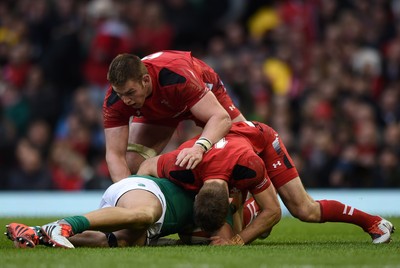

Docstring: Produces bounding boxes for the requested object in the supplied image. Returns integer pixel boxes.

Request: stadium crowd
[0,0,399,191]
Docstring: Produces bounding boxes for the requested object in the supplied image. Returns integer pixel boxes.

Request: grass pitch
[0,217,399,268]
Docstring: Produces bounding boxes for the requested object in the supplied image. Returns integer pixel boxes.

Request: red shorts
[259,125,299,189]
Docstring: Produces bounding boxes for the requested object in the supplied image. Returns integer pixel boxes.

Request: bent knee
[127,209,159,229]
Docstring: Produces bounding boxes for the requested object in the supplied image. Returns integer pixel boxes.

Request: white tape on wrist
[195,137,212,152]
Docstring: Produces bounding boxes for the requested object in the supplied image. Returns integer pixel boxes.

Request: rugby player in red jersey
[139,121,395,244]
[227,121,395,244]
[103,50,246,182]
[137,128,282,245]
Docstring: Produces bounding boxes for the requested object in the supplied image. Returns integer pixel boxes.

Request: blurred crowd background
[0,0,399,191]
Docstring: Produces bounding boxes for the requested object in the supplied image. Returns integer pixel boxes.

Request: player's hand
[209,236,234,245]
[175,145,204,169]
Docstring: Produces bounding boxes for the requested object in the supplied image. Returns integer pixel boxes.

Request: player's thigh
[117,189,163,218]
[277,177,320,221]
[128,122,175,151]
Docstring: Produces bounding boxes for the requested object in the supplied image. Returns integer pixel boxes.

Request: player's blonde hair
[107,54,148,86]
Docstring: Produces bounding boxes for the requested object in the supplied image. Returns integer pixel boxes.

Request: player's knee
[127,209,158,228]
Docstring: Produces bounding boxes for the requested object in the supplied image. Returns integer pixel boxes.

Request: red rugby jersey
[103,50,225,128]
[157,132,270,195]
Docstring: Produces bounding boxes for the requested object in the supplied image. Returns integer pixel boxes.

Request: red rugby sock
[317,200,381,231]
[242,197,259,227]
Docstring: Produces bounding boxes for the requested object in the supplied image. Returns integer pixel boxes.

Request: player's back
[143,50,220,89]
[194,133,269,194]
[229,121,270,154]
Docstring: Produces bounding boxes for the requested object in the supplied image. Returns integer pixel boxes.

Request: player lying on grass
[5,175,234,248]
[137,126,282,245]
[222,121,395,244]
[5,123,283,248]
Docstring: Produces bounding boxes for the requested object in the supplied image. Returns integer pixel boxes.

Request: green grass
[0,217,399,268]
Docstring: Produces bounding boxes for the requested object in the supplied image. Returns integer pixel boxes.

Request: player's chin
[131,103,141,109]
[134,100,146,108]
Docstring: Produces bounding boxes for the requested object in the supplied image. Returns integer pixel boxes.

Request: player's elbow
[261,205,282,227]
[136,159,149,175]
[271,206,282,225]
[137,157,158,177]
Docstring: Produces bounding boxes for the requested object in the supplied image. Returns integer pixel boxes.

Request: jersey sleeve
[177,77,209,109]
[157,149,204,192]
[102,86,132,128]
[158,66,209,111]
[232,151,271,195]
[149,52,210,110]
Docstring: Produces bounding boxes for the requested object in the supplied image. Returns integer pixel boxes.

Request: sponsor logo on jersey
[272,161,282,169]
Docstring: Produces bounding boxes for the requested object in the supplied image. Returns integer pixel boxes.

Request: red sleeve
[157,149,204,192]
[157,151,178,179]
[102,86,133,128]
[171,77,209,110]
[249,170,271,195]
[231,149,271,195]
[144,51,210,110]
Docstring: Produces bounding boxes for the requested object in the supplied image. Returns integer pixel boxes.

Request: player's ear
[142,74,151,85]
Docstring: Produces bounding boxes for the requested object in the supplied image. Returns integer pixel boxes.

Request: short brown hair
[107,54,148,86]
[194,181,229,233]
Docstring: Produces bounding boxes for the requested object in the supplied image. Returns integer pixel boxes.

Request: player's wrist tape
[195,137,212,152]
[230,234,245,245]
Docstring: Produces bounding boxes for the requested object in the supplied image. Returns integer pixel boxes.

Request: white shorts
[99,177,167,237]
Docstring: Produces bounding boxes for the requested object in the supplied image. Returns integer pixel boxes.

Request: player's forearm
[200,113,231,145]
[236,209,281,244]
[213,222,235,240]
[106,154,132,182]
